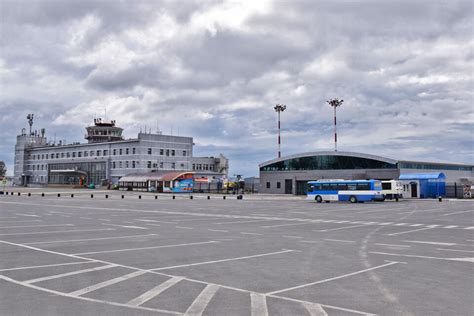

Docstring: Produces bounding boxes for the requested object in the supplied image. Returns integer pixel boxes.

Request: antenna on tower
[27,113,34,135]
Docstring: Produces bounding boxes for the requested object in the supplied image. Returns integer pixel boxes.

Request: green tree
[0,161,6,177]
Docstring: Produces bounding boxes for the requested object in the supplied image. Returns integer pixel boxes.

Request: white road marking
[304,302,328,316]
[25,264,116,284]
[378,222,394,226]
[283,235,304,239]
[441,210,473,216]
[409,224,424,227]
[136,219,178,224]
[394,223,409,226]
[16,213,40,217]
[0,228,115,236]
[208,229,228,233]
[436,248,474,253]
[263,222,316,229]
[266,261,400,295]
[370,252,474,263]
[152,249,296,271]
[240,232,263,235]
[0,261,96,272]
[0,274,181,315]
[375,243,411,248]
[214,219,274,225]
[73,241,218,256]
[69,270,147,297]
[443,225,458,229]
[0,224,74,229]
[102,223,148,230]
[176,226,194,229]
[386,227,434,236]
[315,224,368,232]
[324,239,355,243]
[184,284,220,316]
[464,227,474,230]
[426,225,440,228]
[25,234,159,245]
[0,220,42,223]
[251,293,268,316]
[402,240,456,246]
[127,277,184,306]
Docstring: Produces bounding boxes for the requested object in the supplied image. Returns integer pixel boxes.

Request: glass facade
[48,162,106,185]
[399,162,472,171]
[260,155,397,171]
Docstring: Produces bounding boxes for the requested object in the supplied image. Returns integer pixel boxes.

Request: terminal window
[277,182,281,189]
[266,182,270,188]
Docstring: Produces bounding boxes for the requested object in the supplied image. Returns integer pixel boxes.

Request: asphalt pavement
[0,189,473,315]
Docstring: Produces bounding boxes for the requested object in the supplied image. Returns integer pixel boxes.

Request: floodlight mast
[326,98,343,152]
[274,104,286,158]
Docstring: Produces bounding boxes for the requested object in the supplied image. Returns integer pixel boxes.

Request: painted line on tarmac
[315,224,368,232]
[0,220,42,223]
[304,302,328,316]
[24,234,159,245]
[240,232,263,236]
[251,293,268,316]
[102,223,148,230]
[441,210,474,216]
[152,249,296,271]
[69,270,147,297]
[185,284,220,315]
[402,240,456,246]
[208,229,228,233]
[375,243,411,248]
[0,274,181,315]
[0,261,97,272]
[73,240,219,256]
[266,261,400,295]
[127,276,184,307]
[386,227,434,236]
[0,224,74,229]
[175,226,194,230]
[437,248,474,253]
[24,264,116,284]
[0,228,115,236]
[369,252,474,263]
[324,239,355,243]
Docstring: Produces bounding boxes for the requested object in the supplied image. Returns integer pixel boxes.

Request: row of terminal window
[29,148,187,160]
[266,182,281,189]
[111,161,185,169]
[192,164,215,171]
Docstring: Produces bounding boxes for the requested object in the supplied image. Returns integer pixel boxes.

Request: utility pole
[274,104,286,158]
[326,98,343,152]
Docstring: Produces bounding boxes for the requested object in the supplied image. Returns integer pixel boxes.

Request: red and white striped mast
[274,104,286,158]
[327,98,343,152]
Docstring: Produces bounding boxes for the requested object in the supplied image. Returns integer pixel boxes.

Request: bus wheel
[315,195,323,203]
[349,196,357,203]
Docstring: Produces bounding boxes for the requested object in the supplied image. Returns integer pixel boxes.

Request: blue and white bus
[307,179,383,203]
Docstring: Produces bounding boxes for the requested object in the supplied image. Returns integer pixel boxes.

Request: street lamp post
[274,104,286,158]
[326,98,343,152]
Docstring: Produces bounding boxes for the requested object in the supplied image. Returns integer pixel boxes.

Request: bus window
[337,184,348,190]
[356,183,370,190]
[382,182,392,190]
[330,184,338,191]
[348,184,357,190]
[307,184,314,193]
[321,184,331,191]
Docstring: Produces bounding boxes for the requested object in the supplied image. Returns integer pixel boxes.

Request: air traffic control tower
[85,118,124,143]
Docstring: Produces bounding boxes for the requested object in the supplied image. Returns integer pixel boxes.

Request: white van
[381,180,403,200]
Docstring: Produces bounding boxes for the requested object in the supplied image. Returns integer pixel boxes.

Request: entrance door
[410,182,417,198]
[285,179,292,194]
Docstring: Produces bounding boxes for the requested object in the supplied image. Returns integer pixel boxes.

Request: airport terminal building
[259,151,473,196]
[13,118,228,187]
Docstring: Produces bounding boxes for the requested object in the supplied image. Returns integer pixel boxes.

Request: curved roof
[259,151,398,168]
[399,173,446,180]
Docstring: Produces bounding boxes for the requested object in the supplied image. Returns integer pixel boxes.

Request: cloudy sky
[1,0,473,176]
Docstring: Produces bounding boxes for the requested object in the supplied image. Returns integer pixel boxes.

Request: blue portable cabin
[399,173,446,198]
